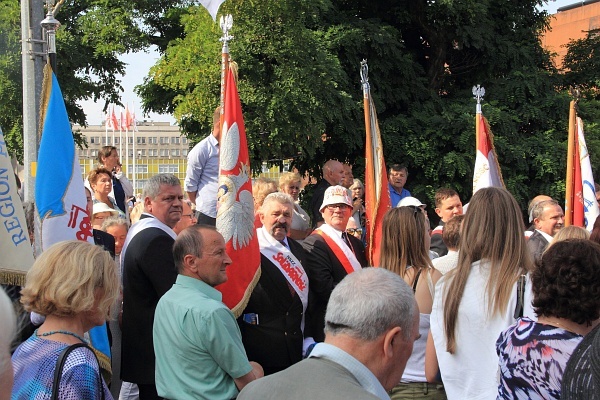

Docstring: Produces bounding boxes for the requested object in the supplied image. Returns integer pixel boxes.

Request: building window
[148,136,158,144]
[137,137,146,145]
[159,165,179,174]
[114,137,120,145]
[149,149,158,157]
[183,149,188,157]
[135,165,148,173]
[139,149,146,157]
[90,136,100,144]
[91,150,98,157]
[171,137,180,144]
[171,149,180,157]
[160,149,169,157]
[102,137,111,145]
[128,137,133,145]
[160,137,169,144]
[182,137,188,144]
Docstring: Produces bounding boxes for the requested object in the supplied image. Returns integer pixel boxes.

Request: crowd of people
[2,135,600,400]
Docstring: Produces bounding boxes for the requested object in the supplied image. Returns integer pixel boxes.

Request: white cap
[397,196,426,208]
[93,202,120,216]
[320,185,353,212]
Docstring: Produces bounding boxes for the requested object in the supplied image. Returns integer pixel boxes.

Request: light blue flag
[35,64,112,380]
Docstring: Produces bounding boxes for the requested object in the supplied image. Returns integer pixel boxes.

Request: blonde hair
[279,172,302,189]
[545,226,590,252]
[443,187,532,354]
[20,241,119,320]
[380,207,433,285]
[253,177,278,210]
[130,202,145,224]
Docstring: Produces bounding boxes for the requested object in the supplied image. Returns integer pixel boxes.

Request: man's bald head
[323,160,344,186]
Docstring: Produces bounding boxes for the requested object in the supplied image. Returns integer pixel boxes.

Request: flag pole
[473,85,485,151]
[565,88,580,226]
[361,60,375,264]
[219,15,233,126]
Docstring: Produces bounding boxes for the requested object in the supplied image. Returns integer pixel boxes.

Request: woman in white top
[380,206,446,399]
[430,187,534,400]
[279,172,311,241]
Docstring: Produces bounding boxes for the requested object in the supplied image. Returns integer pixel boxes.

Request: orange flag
[361,61,391,266]
[215,66,261,317]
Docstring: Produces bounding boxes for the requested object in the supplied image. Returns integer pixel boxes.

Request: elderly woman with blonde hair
[11,241,119,399]
[279,172,311,240]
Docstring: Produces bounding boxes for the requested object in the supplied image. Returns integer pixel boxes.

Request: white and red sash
[121,213,177,274]
[314,224,362,275]
[256,227,309,330]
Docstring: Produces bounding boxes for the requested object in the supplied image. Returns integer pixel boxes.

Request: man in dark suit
[527,199,564,263]
[120,174,183,400]
[309,160,345,228]
[238,268,420,400]
[302,185,367,343]
[239,192,309,375]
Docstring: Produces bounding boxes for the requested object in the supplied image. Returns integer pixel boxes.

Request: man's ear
[435,207,442,218]
[182,254,197,273]
[383,326,402,359]
[144,197,152,213]
[533,217,541,229]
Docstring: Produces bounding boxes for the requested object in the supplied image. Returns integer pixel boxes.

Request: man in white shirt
[185,107,221,226]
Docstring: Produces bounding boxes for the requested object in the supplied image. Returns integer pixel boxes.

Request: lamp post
[40,0,60,72]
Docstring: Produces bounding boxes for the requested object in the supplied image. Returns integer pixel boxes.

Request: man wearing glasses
[302,185,367,344]
[173,199,198,235]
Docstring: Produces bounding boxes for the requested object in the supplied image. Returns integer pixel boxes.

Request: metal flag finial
[472,84,485,114]
[360,60,369,96]
[219,14,234,48]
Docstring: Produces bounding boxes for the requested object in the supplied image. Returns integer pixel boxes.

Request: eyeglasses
[182,213,196,220]
[326,204,351,211]
[346,228,363,235]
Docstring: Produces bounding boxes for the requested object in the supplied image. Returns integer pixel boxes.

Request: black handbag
[51,343,105,400]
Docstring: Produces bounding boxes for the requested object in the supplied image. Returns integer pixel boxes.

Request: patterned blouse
[496,317,583,400]
[11,334,112,399]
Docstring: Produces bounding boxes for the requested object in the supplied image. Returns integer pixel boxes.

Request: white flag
[199,0,225,21]
[576,117,599,230]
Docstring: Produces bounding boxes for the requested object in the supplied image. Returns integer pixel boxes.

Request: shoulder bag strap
[513,274,526,319]
[52,343,105,400]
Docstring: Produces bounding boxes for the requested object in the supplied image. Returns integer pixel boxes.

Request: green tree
[0,0,145,160]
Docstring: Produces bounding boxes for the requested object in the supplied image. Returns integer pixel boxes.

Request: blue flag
[35,64,112,381]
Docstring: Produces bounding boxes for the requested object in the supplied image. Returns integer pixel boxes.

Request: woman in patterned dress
[496,239,600,399]
[11,241,119,399]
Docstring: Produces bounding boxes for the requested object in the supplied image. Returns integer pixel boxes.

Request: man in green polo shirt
[153,225,264,399]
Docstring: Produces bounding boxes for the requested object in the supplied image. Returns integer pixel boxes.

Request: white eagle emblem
[216,121,255,249]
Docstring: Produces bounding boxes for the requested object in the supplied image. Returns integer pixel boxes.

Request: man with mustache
[238,192,309,375]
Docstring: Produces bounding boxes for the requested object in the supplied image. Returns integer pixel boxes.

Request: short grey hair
[325,267,417,341]
[143,174,181,200]
[531,199,559,222]
[261,192,295,212]
[100,216,129,232]
[172,225,217,273]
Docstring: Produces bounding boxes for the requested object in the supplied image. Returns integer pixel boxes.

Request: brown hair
[97,146,117,165]
[380,207,433,286]
[442,215,464,250]
[434,188,459,208]
[87,167,113,186]
[442,187,532,353]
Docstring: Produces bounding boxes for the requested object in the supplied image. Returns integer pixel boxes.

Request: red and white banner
[473,114,504,194]
[215,65,261,317]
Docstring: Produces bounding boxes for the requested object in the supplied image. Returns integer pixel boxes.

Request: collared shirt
[388,183,411,207]
[535,229,554,244]
[309,343,389,400]
[154,275,252,400]
[185,134,219,217]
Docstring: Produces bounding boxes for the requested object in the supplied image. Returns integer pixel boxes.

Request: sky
[78,0,579,126]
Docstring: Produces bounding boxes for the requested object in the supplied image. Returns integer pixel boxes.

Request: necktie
[342,232,355,255]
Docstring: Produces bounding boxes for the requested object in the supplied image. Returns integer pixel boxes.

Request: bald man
[309,160,345,228]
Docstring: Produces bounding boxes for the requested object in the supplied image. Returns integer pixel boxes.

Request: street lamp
[40,0,60,72]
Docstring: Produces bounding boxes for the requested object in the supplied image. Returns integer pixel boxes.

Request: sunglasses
[346,228,363,235]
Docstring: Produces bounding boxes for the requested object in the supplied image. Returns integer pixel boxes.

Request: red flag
[108,106,119,130]
[125,104,134,129]
[362,65,391,267]
[119,109,126,131]
[215,66,261,317]
[572,130,584,226]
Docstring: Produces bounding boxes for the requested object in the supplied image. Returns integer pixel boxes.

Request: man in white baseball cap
[302,185,367,344]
